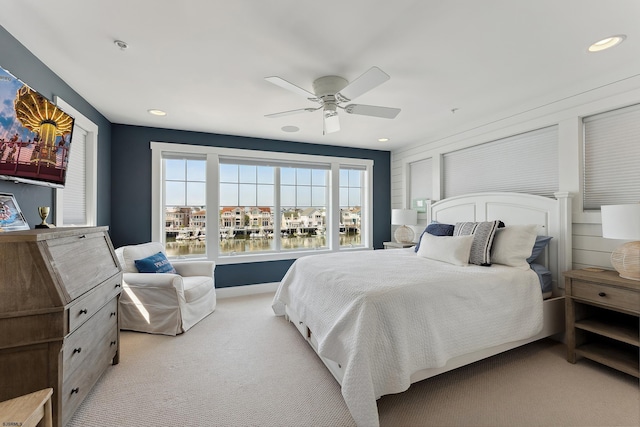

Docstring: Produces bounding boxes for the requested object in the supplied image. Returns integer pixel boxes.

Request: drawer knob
[115,283,122,288]
[79,309,88,315]
[110,312,116,317]
[71,387,79,394]
[298,321,303,325]
[110,340,117,346]
[598,292,606,297]
[79,235,86,239]
[73,347,82,354]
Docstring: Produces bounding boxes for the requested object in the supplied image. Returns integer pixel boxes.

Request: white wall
[391,76,640,271]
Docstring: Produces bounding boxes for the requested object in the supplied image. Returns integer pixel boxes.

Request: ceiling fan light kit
[265,66,401,135]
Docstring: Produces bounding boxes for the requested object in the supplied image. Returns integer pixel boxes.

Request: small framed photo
[412,198,428,213]
[0,193,30,232]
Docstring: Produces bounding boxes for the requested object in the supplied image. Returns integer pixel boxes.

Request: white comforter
[272,248,543,427]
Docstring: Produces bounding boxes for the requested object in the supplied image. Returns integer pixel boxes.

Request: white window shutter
[583,103,640,210]
[443,126,558,198]
[62,127,87,225]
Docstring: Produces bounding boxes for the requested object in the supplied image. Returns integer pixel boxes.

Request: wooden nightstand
[564,269,639,377]
[383,241,415,249]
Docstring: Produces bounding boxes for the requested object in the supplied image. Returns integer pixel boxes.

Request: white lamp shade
[391,209,417,226]
[601,204,640,240]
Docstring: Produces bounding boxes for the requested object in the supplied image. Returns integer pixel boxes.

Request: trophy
[35,206,54,228]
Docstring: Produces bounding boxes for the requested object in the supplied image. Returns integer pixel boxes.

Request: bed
[272,192,572,427]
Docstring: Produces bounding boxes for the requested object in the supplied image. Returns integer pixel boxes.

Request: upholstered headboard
[424,192,572,293]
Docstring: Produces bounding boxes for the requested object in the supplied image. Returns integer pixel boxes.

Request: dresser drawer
[63,298,118,381]
[67,274,121,333]
[46,231,120,301]
[572,280,640,314]
[61,326,118,426]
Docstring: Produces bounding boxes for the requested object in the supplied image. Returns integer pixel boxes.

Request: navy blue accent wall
[111,124,391,288]
[0,26,112,227]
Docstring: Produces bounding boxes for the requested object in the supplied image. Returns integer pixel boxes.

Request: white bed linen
[272,248,543,427]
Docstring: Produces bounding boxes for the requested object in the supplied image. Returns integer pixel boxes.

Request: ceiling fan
[264,66,401,135]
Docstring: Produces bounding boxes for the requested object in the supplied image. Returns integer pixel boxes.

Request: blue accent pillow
[134,252,177,274]
[530,263,552,293]
[414,222,455,252]
[527,235,552,264]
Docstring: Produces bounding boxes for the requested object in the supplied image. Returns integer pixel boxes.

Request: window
[54,97,98,226]
[339,167,364,247]
[151,143,373,264]
[443,126,558,198]
[163,156,207,258]
[583,104,640,210]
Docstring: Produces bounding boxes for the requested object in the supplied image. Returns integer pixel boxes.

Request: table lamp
[601,203,640,281]
[391,209,418,244]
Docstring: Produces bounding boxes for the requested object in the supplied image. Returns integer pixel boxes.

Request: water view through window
[163,160,362,257]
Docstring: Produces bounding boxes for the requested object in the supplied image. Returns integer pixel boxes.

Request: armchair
[114,242,216,335]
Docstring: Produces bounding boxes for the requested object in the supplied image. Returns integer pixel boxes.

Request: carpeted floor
[68,292,639,427]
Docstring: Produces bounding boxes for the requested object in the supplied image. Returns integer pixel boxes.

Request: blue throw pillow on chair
[134,252,177,273]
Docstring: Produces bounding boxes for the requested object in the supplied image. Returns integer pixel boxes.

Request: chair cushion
[119,242,165,273]
[134,252,177,274]
[182,276,214,303]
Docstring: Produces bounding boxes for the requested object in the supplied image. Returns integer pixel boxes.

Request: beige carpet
[69,292,639,427]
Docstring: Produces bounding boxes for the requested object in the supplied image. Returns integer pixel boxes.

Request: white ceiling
[2,0,639,151]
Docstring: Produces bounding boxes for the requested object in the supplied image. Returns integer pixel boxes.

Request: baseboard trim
[216,282,279,299]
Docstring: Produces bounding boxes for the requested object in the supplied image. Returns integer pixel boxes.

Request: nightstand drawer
[572,280,640,314]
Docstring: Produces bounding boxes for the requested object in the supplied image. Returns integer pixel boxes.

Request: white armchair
[114,242,216,336]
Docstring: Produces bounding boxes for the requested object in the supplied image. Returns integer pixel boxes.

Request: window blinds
[63,127,87,225]
[583,103,640,210]
[443,126,558,198]
[409,158,433,202]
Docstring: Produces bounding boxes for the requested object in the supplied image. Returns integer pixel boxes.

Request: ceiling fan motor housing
[312,75,349,98]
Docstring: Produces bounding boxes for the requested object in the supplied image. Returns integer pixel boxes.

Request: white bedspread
[272,248,543,427]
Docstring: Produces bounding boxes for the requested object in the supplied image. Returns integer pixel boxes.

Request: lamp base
[394,225,415,244]
[611,241,640,281]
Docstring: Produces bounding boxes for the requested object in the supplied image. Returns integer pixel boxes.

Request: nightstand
[564,269,639,377]
[383,241,415,249]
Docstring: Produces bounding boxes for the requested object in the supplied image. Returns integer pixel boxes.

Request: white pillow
[491,225,538,270]
[416,233,474,266]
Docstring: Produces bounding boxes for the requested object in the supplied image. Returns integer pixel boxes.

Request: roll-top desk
[0,227,122,426]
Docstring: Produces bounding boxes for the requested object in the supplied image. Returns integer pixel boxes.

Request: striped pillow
[453,220,501,266]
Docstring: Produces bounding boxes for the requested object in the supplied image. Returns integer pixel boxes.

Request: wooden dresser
[564,269,639,377]
[0,227,122,426]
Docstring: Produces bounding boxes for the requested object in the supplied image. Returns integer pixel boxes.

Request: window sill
[171,246,372,265]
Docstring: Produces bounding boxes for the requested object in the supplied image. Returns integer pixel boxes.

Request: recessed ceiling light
[588,35,626,52]
[281,125,299,132]
[148,109,167,116]
[378,138,389,142]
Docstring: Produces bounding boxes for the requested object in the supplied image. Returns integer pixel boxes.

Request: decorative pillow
[134,252,177,274]
[416,233,474,266]
[530,263,553,294]
[527,235,553,264]
[414,222,455,252]
[453,220,501,266]
[490,225,538,270]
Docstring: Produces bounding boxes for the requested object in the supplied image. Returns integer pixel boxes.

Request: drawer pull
[71,387,79,394]
[110,340,117,346]
[79,309,88,315]
[298,321,303,325]
[79,235,86,239]
[73,347,82,354]
[115,283,121,288]
[598,292,606,297]
[110,311,116,317]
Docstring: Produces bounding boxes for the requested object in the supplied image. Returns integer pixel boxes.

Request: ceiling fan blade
[265,107,319,118]
[323,113,340,135]
[337,66,390,102]
[343,104,401,119]
[265,76,318,100]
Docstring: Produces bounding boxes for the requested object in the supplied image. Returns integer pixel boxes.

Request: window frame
[53,97,98,227]
[151,142,373,265]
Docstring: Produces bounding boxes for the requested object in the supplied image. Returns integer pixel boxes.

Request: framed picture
[0,193,30,231]
[412,198,428,213]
